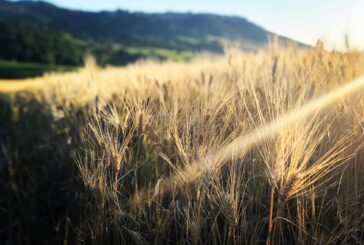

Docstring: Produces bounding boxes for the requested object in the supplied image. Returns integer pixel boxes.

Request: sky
[16,0,364,50]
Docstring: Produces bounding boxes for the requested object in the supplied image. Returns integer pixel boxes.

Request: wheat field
[1,43,364,244]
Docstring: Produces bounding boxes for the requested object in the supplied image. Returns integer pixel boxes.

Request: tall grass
[1,43,364,244]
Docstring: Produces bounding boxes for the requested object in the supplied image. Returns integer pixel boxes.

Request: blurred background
[0,0,363,79]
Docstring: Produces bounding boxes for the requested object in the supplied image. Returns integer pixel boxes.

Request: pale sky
[13,0,364,50]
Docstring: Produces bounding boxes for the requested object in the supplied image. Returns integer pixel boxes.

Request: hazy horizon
[9,0,364,50]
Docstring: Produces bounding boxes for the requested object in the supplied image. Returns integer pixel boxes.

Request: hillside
[0,0,304,67]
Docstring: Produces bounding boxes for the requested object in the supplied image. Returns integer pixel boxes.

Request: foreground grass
[1,44,364,244]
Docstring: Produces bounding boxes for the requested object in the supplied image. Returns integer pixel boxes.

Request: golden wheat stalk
[132,75,364,204]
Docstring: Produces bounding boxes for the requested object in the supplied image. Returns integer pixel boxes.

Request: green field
[0,60,76,79]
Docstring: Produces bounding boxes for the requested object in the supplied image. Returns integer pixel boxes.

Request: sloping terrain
[0,0,304,66]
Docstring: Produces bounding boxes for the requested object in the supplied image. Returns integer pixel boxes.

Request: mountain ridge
[0,0,306,67]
